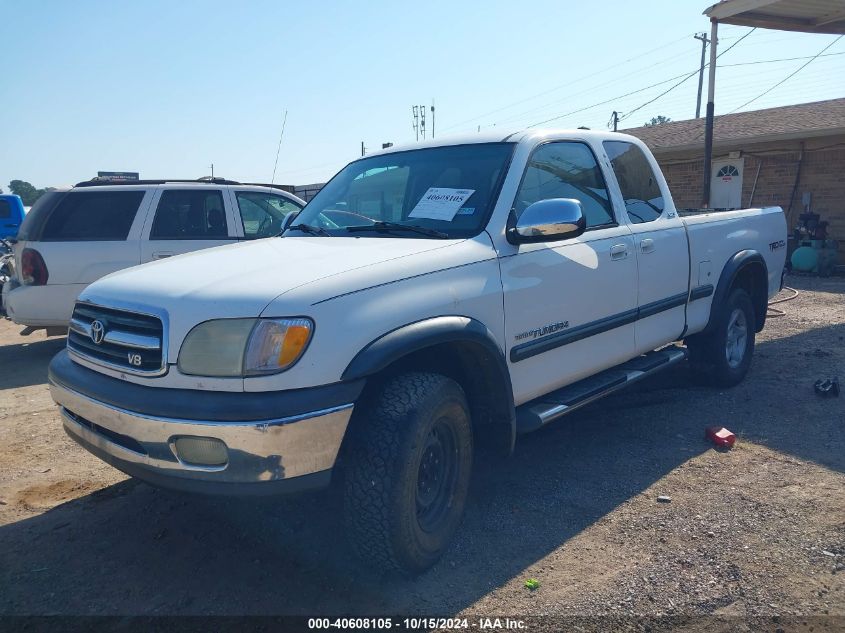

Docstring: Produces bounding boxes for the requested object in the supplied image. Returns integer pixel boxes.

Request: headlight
[178,318,313,377]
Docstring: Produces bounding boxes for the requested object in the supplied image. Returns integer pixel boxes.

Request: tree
[644,115,672,127]
[9,180,47,206]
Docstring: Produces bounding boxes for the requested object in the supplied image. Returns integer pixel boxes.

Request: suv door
[500,141,638,404]
[602,140,689,354]
[140,187,236,262]
[230,189,303,240]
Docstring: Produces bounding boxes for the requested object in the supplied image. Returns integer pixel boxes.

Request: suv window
[150,190,228,239]
[603,141,665,224]
[514,142,614,229]
[235,191,301,239]
[0,200,10,219]
[40,191,144,241]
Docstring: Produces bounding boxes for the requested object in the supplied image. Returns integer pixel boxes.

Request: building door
[710,158,744,209]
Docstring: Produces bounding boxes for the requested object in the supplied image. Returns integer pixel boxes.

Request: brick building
[625,98,845,257]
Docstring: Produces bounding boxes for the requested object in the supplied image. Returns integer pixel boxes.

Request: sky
[1,0,843,190]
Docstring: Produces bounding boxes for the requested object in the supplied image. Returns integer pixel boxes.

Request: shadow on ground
[0,336,65,391]
[0,320,842,615]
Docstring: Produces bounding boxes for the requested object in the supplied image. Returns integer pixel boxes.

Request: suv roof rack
[74,177,243,187]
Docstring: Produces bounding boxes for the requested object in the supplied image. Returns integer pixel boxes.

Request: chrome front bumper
[50,380,354,495]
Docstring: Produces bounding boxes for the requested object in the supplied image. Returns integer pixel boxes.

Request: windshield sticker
[456,207,475,215]
[409,188,475,222]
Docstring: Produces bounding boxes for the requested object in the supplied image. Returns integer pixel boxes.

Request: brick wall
[656,138,845,255]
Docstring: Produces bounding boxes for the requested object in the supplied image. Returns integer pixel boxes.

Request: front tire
[343,372,473,574]
[688,287,755,387]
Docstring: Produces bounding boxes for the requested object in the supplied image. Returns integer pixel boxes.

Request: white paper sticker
[409,188,475,222]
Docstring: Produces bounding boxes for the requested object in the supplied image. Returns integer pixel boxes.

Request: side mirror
[280,210,300,233]
[508,198,586,244]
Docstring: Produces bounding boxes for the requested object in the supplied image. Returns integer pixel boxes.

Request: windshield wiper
[345,221,449,239]
[288,223,331,237]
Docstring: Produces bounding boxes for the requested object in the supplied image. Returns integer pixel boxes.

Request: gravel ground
[0,275,843,629]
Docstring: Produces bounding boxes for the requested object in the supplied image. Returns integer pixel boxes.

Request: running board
[515,347,687,435]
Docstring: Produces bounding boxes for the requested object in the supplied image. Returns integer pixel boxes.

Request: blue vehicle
[0,194,26,241]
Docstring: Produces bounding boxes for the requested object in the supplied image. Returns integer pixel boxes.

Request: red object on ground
[705,426,736,449]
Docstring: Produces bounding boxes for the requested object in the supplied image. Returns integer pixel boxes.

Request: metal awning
[705,0,845,35]
[697,0,845,207]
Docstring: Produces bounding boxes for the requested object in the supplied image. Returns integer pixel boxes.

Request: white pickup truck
[48,130,787,573]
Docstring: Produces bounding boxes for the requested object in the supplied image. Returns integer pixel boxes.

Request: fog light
[172,437,228,467]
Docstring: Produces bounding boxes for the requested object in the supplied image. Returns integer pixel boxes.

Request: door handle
[640,238,655,254]
[152,251,174,260]
[610,244,628,260]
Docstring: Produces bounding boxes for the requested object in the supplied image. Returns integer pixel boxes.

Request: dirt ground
[0,276,843,627]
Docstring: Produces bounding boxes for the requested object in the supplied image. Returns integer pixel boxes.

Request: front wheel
[343,372,473,574]
[688,287,756,387]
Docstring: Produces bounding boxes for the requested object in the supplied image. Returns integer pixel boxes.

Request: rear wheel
[343,372,473,574]
[688,288,755,387]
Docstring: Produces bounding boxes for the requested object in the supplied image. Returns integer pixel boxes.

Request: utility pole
[412,106,420,141]
[419,104,426,140]
[694,32,710,119]
[702,19,719,208]
[210,163,214,179]
[609,111,619,132]
[361,141,366,157]
[431,99,435,139]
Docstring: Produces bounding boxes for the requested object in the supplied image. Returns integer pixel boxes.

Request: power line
[618,27,757,123]
[439,32,697,134]
[728,35,844,113]
[527,28,757,129]
[720,51,845,67]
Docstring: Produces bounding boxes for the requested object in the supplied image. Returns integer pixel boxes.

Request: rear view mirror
[508,198,586,244]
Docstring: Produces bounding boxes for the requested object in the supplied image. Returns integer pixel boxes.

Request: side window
[150,189,228,239]
[0,200,10,219]
[235,191,302,239]
[603,141,665,224]
[514,142,614,229]
[40,191,144,241]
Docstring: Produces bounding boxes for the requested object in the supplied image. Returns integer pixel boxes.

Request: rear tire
[688,288,755,388]
[343,372,473,574]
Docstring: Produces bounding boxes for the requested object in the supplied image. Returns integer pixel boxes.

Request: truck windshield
[289,143,514,239]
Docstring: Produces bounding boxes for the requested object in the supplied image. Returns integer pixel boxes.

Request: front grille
[67,303,165,374]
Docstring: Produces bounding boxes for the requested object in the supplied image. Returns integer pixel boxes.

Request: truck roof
[365,128,647,157]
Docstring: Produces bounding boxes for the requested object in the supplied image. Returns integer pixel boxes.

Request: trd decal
[769,240,785,251]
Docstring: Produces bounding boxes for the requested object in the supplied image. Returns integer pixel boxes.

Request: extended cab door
[500,140,638,405]
[140,186,237,261]
[602,140,689,354]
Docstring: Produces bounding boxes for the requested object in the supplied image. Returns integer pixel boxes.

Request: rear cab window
[39,191,146,241]
[0,199,10,219]
[603,141,665,224]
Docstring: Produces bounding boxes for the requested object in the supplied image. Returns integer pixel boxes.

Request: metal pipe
[702,19,718,208]
[748,160,763,207]
[694,33,708,118]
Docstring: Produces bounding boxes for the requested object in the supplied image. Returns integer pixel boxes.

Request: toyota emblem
[90,320,106,345]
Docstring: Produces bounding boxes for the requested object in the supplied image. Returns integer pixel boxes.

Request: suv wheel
[343,372,473,574]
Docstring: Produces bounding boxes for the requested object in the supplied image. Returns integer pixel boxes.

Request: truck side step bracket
[515,346,688,434]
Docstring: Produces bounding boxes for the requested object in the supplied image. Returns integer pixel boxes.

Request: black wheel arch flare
[707,249,769,334]
[342,316,516,455]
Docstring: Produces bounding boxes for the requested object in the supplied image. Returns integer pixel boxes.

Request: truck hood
[80,236,484,346]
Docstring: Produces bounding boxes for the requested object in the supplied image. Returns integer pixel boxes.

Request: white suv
[2,179,304,333]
